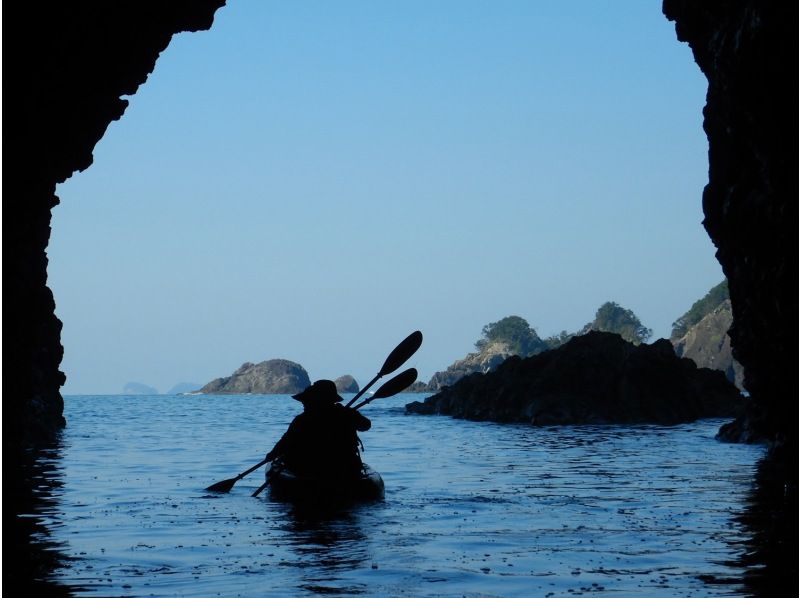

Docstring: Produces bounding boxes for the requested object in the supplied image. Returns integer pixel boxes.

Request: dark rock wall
[662,1,797,450]
[4,1,226,445]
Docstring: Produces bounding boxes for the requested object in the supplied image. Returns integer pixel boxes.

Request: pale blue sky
[49,1,722,394]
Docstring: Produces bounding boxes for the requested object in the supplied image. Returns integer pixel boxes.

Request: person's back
[266,380,371,479]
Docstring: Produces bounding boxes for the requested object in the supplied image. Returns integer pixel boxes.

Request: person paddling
[265,379,372,480]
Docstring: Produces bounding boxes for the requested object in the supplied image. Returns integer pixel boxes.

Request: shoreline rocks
[406,331,744,426]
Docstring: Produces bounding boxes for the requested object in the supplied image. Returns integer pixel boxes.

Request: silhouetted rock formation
[199,359,310,394]
[672,299,744,389]
[406,331,744,425]
[334,375,359,393]
[663,1,796,449]
[5,0,226,445]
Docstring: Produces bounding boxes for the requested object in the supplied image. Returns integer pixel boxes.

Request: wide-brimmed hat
[291,379,343,404]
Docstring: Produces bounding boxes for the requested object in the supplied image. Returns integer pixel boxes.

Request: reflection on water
[6,439,78,596]
[13,394,789,596]
[731,450,797,597]
[281,506,372,595]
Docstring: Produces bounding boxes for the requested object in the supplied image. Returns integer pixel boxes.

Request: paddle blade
[378,331,423,376]
[373,367,418,398]
[206,478,237,493]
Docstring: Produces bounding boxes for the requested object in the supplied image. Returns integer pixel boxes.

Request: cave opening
[47,1,721,398]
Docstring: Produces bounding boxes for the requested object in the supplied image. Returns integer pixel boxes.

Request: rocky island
[334,375,360,393]
[406,331,744,426]
[197,360,361,395]
[199,359,311,394]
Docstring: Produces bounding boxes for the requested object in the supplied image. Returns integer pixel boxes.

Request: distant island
[334,375,360,393]
[197,359,359,395]
[122,382,158,395]
[199,359,311,394]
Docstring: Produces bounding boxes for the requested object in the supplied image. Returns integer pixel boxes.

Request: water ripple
[36,394,767,596]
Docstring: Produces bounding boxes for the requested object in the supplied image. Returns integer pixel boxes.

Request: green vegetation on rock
[670,280,729,340]
[475,315,547,356]
[543,330,575,350]
[580,301,652,345]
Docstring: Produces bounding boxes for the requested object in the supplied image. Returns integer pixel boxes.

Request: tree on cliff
[543,330,575,350]
[475,315,547,356]
[670,280,729,340]
[580,301,652,345]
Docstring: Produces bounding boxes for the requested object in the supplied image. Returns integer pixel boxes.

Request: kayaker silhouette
[265,379,372,480]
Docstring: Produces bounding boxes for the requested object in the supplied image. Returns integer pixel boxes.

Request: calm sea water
[33,393,765,597]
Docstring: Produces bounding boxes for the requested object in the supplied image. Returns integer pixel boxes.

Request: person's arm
[347,408,371,432]
[265,417,300,460]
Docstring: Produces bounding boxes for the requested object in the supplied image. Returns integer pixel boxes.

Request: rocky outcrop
[406,331,744,425]
[403,381,432,393]
[672,300,744,389]
[663,1,795,449]
[199,360,310,394]
[334,375,359,393]
[167,382,202,395]
[426,341,514,391]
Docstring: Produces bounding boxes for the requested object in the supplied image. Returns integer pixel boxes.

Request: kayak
[265,460,385,504]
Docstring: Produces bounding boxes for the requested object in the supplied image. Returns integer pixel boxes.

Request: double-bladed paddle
[206,330,423,493]
[344,330,422,408]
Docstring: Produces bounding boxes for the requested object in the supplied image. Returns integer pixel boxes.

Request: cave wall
[662,1,797,453]
[3,1,226,446]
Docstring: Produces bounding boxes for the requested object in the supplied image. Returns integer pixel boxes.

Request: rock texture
[672,300,744,389]
[199,360,310,395]
[403,381,432,393]
[426,341,514,392]
[334,375,360,393]
[406,332,744,426]
[663,1,796,449]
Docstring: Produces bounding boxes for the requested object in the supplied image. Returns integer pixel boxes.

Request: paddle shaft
[344,373,380,408]
[252,479,270,498]
[238,458,269,480]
